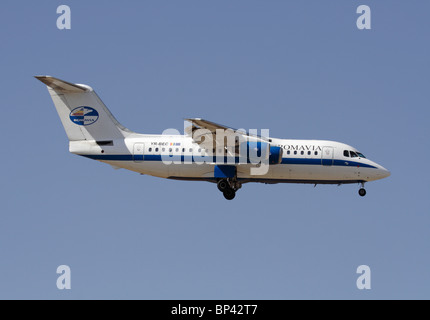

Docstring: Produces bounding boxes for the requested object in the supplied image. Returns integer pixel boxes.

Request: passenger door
[321,147,334,166]
[133,143,144,162]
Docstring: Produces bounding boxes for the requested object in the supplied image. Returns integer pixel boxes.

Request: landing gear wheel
[217,179,230,192]
[223,189,236,200]
[359,188,366,197]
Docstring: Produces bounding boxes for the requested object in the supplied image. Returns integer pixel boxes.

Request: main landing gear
[217,178,241,200]
[358,182,366,197]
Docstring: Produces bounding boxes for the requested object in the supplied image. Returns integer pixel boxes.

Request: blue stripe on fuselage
[80,154,377,169]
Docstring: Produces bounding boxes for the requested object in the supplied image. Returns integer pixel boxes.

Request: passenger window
[294,151,297,155]
[314,151,318,156]
[182,148,185,153]
[198,148,201,152]
[307,151,311,155]
[176,148,179,152]
[162,148,165,152]
[301,151,304,155]
[189,148,192,153]
[350,151,358,158]
[155,148,159,152]
[344,150,349,157]
[169,148,172,152]
[287,150,290,155]
[149,148,152,152]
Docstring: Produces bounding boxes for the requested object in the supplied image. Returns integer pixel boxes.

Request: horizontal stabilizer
[34,76,91,93]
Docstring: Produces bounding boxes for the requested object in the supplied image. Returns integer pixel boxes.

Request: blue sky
[1,0,429,299]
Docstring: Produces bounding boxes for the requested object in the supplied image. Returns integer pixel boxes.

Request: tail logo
[69,106,99,126]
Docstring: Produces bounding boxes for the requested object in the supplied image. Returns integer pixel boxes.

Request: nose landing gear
[358,182,366,197]
[217,178,241,200]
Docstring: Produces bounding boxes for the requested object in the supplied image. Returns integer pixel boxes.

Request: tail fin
[35,76,132,141]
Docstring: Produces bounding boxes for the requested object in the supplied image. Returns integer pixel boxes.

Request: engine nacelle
[269,146,283,165]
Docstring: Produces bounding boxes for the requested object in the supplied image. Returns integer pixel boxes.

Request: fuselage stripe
[80,154,377,169]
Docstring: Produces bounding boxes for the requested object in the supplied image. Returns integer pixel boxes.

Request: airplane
[35,76,390,200]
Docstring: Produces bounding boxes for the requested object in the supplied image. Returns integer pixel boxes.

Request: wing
[184,118,282,168]
[185,118,270,150]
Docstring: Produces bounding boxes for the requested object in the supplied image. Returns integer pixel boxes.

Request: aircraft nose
[379,165,391,179]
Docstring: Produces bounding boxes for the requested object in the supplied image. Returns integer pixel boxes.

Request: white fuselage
[70,134,390,185]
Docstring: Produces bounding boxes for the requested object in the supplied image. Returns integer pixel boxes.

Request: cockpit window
[357,152,366,158]
[343,150,349,157]
[350,151,358,158]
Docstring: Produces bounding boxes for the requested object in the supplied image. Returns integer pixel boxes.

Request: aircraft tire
[359,188,366,197]
[223,189,236,200]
